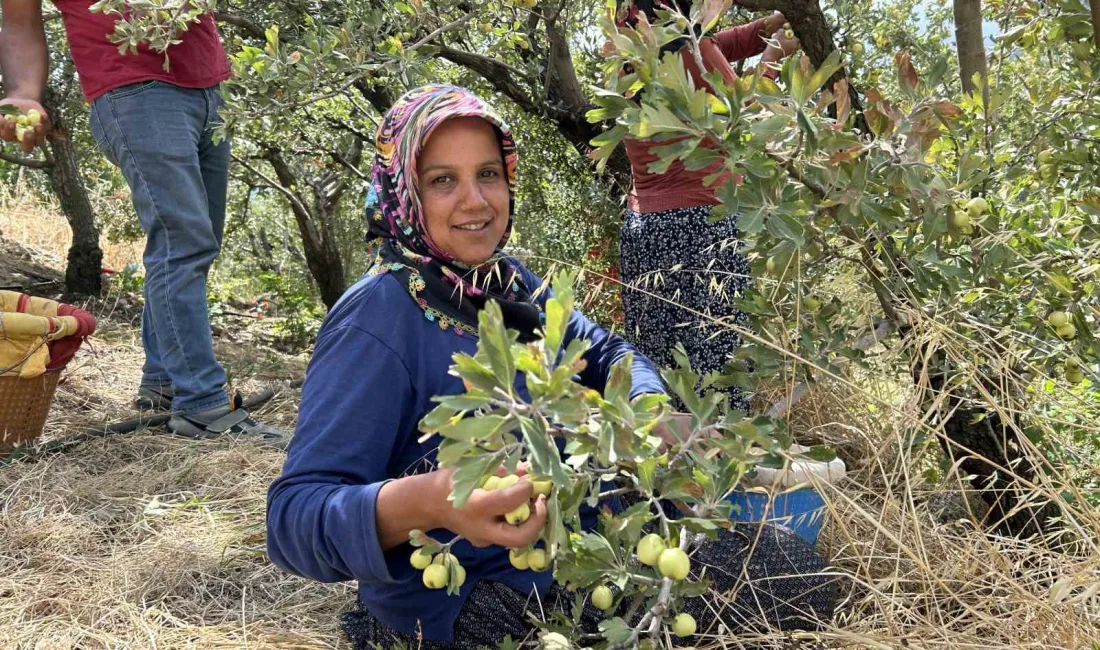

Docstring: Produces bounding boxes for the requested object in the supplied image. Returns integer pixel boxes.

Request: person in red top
[616,0,799,411]
[0,0,285,444]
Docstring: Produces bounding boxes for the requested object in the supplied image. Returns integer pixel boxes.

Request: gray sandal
[134,384,175,412]
[167,404,290,449]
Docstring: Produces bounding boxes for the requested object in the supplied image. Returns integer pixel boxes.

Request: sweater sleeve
[568,307,666,398]
[517,264,666,397]
[266,324,418,585]
[714,18,768,62]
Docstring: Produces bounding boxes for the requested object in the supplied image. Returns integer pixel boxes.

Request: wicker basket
[0,368,62,454]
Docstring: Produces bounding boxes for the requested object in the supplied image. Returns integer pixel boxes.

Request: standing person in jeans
[616,0,799,412]
[0,0,286,444]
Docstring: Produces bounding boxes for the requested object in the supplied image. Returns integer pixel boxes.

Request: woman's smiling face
[417,117,511,266]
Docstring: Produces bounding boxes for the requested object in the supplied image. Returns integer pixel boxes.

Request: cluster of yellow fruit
[635,533,697,637]
[1047,310,1076,340]
[782,21,794,39]
[951,196,989,235]
[482,472,553,525]
[3,109,42,143]
[1064,358,1085,384]
[636,533,691,580]
[411,550,467,590]
[1037,149,1060,182]
[508,546,549,571]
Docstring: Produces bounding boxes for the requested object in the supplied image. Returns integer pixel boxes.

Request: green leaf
[806,50,844,97]
[798,445,837,463]
[478,301,517,393]
[451,451,504,508]
[637,457,658,492]
[450,354,500,393]
[434,392,491,411]
[766,212,806,248]
[796,109,818,155]
[420,404,460,433]
[437,414,512,443]
[599,617,633,645]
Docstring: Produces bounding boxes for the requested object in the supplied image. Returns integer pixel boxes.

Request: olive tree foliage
[593,0,1099,530]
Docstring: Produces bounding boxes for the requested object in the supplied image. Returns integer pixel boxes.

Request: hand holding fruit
[773,23,800,56]
[0,99,50,153]
[436,468,548,549]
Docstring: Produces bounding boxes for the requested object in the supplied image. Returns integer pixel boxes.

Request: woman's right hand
[435,469,549,549]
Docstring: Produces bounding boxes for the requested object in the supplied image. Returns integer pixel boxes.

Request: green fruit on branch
[505,502,530,525]
[527,548,549,571]
[531,478,553,497]
[422,564,449,589]
[965,197,989,217]
[1038,149,1055,164]
[636,533,666,567]
[851,42,864,54]
[452,563,467,587]
[509,548,530,570]
[1056,323,1077,340]
[591,585,614,611]
[1047,311,1070,327]
[433,553,459,567]
[477,22,492,34]
[951,210,972,229]
[1066,368,1085,383]
[672,612,697,637]
[765,257,777,273]
[657,547,690,580]
[803,295,821,311]
[540,632,572,650]
[410,548,434,570]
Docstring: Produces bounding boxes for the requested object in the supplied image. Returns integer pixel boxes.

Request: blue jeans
[89,81,229,414]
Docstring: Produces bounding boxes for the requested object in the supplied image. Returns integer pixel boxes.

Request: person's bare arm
[0,0,50,151]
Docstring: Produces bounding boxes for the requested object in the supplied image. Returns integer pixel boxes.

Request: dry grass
[0,306,342,649]
[0,183,142,274]
[0,227,1097,649]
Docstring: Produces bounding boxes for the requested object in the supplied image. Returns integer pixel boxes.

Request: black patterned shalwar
[619,205,752,411]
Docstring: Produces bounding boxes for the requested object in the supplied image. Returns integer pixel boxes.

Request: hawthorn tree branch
[436,46,538,114]
[408,13,475,52]
[214,11,266,39]
[0,150,52,169]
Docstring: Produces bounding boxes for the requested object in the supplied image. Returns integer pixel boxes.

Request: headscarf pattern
[365,84,544,341]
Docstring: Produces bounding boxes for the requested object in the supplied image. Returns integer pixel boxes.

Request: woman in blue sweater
[266,85,835,649]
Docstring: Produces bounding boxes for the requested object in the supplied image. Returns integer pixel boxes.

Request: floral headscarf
[365,84,544,341]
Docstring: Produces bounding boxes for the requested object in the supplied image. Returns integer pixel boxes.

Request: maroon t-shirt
[625,19,768,213]
[54,0,232,103]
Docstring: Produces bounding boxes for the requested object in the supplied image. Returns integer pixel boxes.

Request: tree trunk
[952,0,988,105]
[42,93,103,297]
[939,409,1060,538]
[261,148,347,309]
[1090,0,1100,53]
